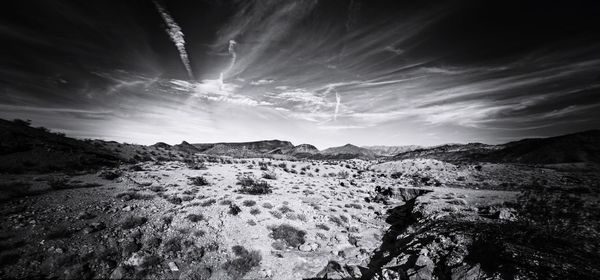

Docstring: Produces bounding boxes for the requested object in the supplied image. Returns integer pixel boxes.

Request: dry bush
[223,246,262,279]
[189,176,209,186]
[270,224,306,247]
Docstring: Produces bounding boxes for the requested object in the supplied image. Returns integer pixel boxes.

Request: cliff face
[289,144,319,156]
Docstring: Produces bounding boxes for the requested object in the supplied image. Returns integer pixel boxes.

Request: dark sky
[1,0,600,148]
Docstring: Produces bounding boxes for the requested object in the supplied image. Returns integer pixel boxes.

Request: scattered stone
[168,261,179,272]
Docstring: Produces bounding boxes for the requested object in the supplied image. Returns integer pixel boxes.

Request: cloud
[153,1,194,79]
[250,79,274,85]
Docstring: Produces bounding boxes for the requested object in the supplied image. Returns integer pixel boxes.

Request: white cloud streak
[153,1,194,79]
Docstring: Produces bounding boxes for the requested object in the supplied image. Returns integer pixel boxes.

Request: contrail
[153,1,194,79]
[334,91,341,121]
[219,39,237,89]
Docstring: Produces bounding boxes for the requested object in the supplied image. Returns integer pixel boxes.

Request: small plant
[186,213,205,222]
[201,198,217,207]
[223,246,262,279]
[250,208,261,215]
[237,176,273,195]
[270,224,306,247]
[243,200,257,207]
[316,224,330,231]
[229,204,242,215]
[262,170,277,180]
[189,176,209,186]
[278,205,294,214]
[262,202,274,209]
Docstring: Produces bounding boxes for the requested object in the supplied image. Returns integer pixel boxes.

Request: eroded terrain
[1,157,599,279]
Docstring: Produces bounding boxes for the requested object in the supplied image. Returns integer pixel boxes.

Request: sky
[1,0,600,149]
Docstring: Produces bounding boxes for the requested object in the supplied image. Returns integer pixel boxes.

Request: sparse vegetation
[223,245,262,279]
[270,224,306,247]
[189,176,209,186]
[236,175,273,195]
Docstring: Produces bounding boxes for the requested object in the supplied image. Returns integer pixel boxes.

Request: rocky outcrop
[289,144,319,156]
[319,144,376,159]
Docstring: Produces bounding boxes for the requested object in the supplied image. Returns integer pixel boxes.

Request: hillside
[320,144,376,159]
[362,145,423,156]
[485,130,600,164]
[0,119,120,174]
[392,130,600,164]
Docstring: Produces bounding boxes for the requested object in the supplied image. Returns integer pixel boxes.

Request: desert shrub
[278,205,294,214]
[201,198,216,207]
[316,224,330,231]
[242,200,256,207]
[229,204,242,215]
[236,175,255,187]
[270,224,306,247]
[237,178,273,195]
[186,214,205,222]
[149,185,166,192]
[269,210,283,219]
[223,246,262,279]
[121,216,147,229]
[166,195,182,204]
[344,203,362,209]
[163,236,182,254]
[261,170,277,180]
[338,171,349,179]
[220,199,232,205]
[517,183,600,244]
[262,202,274,209]
[250,208,261,215]
[390,171,403,179]
[329,216,345,227]
[189,176,209,186]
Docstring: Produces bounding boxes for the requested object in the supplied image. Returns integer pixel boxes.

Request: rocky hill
[0,119,120,174]
[362,145,423,157]
[193,140,295,157]
[288,144,319,157]
[320,144,376,159]
[392,130,600,164]
[485,130,600,164]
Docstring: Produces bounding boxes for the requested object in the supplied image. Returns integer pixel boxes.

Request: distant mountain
[173,141,201,154]
[288,144,319,157]
[320,144,376,159]
[363,145,423,156]
[193,140,295,157]
[392,143,499,163]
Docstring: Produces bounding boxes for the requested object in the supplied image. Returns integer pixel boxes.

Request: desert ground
[1,154,599,279]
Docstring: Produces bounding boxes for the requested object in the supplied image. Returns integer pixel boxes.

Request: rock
[83,222,106,234]
[494,208,516,221]
[168,261,179,272]
[315,261,351,279]
[299,244,312,252]
[451,264,483,280]
[259,269,273,278]
[309,243,319,251]
[122,206,134,212]
[77,211,95,220]
[125,252,145,266]
[407,255,434,280]
[109,266,127,279]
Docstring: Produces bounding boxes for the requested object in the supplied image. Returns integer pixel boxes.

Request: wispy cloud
[153,1,194,79]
